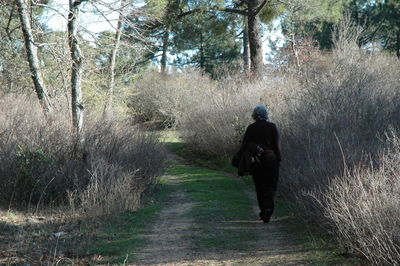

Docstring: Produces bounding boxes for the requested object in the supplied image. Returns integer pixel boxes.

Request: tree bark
[243,16,250,74]
[16,0,52,115]
[248,0,264,75]
[160,29,169,74]
[103,0,125,118]
[68,0,85,140]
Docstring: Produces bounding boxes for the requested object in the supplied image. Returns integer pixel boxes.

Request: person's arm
[272,124,281,162]
[240,126,251,153]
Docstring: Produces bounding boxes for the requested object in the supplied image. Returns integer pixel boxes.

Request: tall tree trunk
[68,0,85,141]
[16,0,52,115]
[247,0,264,75]
[160,29,169,74]
[243,16,250,74]
[103,0,125,118]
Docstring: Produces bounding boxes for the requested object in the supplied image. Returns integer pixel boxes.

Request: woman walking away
[239,105,281,223]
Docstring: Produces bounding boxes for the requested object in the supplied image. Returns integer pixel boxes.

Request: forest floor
[0,134,362,265]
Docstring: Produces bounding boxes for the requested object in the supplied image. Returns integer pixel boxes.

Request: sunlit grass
[167,163,254,250]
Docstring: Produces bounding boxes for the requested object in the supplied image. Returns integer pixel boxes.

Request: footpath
[88,139,359,265]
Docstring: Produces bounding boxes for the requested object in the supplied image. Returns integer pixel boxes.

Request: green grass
[84,159,255,263]
[167,141,236,173]
[81,131,362,265]
[272,197,361,265]
[165,134,362,265]
[167,162,254,250]
[83,177,175,264]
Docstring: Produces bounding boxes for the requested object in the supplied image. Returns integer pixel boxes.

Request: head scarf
[252,105,269,121]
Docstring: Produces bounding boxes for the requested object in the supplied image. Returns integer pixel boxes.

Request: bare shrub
[322,131,400,265]
[127,68,216,127]
[68,117,166,216]
[84,116,165,180]
[0,94,166,216]
[0,94,74,207]
[127,65,298,159]
[279,40,400,218]
[331,11,364,56]
[160,69,296,157]
[178,77,281,156]
[269,17,400,264]
[69,159,151,217]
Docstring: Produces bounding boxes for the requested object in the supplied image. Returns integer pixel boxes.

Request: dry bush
[274,32,400,263]
[0,94,166,216]
[126,66,298,158]
[127,68,294,154]
[130,67,296,157]
[269,20,400,264]
[68,159,153,216]
[0,94,74,207]
[127,68,216,127]
[72,118,166,216]
[322,131,400,265]
[279,41,400,218]
[178,74,295,157]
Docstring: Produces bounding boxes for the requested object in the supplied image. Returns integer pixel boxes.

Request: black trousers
[251,163,279,217]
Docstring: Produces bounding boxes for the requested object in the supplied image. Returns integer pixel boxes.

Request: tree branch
[176,6,248,19]
[73,0,88,8]
[146,5,248,31]
[255,0,269,16]
[176,8,202,19]
[32,1,70,21]
[5,4,15,41]
[221,7,248,16]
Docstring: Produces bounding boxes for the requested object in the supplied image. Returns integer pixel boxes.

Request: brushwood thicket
[130,41,400,264]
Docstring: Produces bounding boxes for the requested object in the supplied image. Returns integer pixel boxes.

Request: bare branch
[255,0,269,16]
[73,0,88,8]
[31,0,70,21]
[5,4,15,41]
[216,7,248,16]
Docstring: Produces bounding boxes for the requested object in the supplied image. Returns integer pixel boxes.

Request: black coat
[240,120,281,162]
[233,120,281,176]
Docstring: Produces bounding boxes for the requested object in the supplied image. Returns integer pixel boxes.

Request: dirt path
[241,190,313,265]
[131,155,337,266]
[133,174,195,265]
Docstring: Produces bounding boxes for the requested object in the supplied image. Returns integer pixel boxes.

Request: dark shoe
[259,212,270,223]
[262,208,273,223]
[262,216,270,223]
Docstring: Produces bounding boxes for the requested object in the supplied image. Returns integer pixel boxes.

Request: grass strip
[273,197,361,265]
[167,162,255,251]
[167,141,236,173]
[82,176,174,264]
